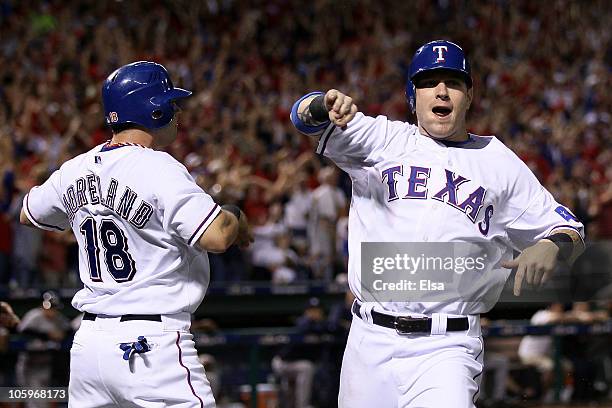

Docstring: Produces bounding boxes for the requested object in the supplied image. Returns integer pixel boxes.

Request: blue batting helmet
[102,61,192,130]
[406,40,472,113]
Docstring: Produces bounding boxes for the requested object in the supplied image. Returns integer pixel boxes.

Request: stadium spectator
[284,175,313,253]
[7,168,45,289]
[518,303,569,402]
[308,167,347,281]
[16,291,71,407]
[272,297,327,408]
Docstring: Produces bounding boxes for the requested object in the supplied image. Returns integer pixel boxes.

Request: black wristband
[221,204,241,221]
[309,95,330,122]
[546,232,574,260]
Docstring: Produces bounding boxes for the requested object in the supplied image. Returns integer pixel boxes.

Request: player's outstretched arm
[291,89,358,134]
[502,229,584,296]
[198,205,253,253]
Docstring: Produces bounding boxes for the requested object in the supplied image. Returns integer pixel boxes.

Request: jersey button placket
[425,158,447,243]
[417,140,445,243]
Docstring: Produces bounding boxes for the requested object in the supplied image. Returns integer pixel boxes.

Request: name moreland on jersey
[23,143,221,316]
[54,173,155,229]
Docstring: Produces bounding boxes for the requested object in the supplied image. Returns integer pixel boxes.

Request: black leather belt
[352,302,468,334]
[83,312,162,322]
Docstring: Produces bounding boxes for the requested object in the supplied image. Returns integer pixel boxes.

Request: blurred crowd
[0,0,610,289]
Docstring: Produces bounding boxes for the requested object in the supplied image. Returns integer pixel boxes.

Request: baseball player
[290,40,585,407]
[19,61,252,407]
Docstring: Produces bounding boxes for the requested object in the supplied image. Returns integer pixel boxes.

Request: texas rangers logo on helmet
[432,45,448,62]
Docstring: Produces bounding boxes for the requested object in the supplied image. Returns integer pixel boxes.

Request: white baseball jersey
[311,113,584,316]
[23,142,221,315]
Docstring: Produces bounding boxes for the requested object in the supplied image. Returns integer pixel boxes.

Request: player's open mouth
[432,106,452,117]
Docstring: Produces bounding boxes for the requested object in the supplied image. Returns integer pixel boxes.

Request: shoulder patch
[555,205,578,222]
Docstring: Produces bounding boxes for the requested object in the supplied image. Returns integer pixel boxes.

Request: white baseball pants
[69,312,215,407]
[339,310,483,408]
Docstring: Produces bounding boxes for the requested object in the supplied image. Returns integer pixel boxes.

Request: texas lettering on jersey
[381,166,494,236]
[61,174,154,229]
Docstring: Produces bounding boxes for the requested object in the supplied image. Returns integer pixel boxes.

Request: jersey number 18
[79,217,136,282]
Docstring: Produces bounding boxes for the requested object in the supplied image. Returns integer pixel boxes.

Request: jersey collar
[440,134,474,147]
[100,141,147,152]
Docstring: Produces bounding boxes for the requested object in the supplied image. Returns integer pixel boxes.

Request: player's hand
[501,240,560,296]
[0,302,20,329]
[235,211,254,249]
[324,89,358,128]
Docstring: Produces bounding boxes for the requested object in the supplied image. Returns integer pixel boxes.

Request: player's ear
[466,87,473,110]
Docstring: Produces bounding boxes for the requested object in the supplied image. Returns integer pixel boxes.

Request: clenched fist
[324,89,358,127]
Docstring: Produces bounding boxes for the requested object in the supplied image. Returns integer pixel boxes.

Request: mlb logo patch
[555,205,578,222]
[109,112,119,123]
[95,156,102,164]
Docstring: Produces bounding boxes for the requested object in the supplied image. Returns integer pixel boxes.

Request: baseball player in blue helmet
[406,40,472,114]
[102,61,192,131]
[20,60,253,407]
[290,40,585,407]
